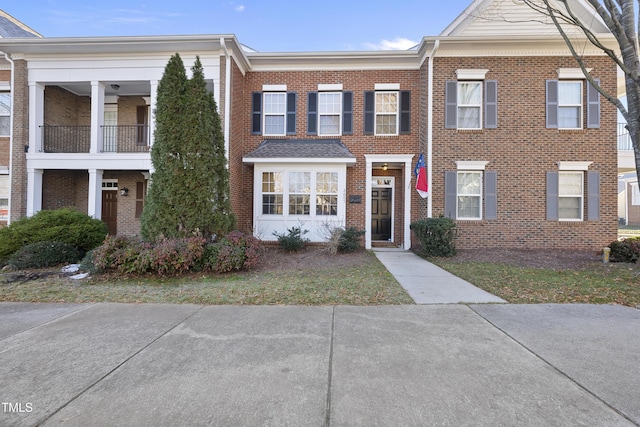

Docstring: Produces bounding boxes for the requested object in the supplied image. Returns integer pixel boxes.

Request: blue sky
[4,1,473,52]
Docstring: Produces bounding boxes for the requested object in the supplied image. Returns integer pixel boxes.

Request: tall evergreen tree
[140,54,235,240]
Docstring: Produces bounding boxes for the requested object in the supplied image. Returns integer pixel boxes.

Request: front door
[371,188,392,241]
[102,191,118,235]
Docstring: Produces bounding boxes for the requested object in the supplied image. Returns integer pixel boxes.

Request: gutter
[220,38,231,164]
[427,40,439,218]
[0,51,14,225]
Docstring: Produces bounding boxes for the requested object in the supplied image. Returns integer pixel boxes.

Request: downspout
[427,40,440,218]
[1,51,14,225]
[220,38,232,163]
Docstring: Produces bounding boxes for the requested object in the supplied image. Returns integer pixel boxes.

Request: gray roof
[0,11,41,38]
[244,139,356,159]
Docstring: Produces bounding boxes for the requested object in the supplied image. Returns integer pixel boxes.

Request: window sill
[455,129,483,133]
[558,128,585,133]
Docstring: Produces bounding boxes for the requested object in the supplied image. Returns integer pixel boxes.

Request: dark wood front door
[102,191,118,235]
[371,188,392,241]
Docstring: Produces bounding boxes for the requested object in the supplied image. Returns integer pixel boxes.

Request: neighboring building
[0,0,622,250]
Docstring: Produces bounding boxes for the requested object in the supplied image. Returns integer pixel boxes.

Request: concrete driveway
[1,302,638,426]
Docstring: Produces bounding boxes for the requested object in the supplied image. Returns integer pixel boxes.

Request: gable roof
[0,9,41,38]
[441,0,609,37]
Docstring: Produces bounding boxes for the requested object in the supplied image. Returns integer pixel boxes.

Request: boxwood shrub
[0,208,108,262]
[410,217,458,257]
[7,241,82,270]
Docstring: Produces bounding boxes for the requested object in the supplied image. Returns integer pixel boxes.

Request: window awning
[242,139,356,165]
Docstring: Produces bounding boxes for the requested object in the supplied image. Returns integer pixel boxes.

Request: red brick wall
[626,182,640,226]
[229,69,422,247]
[427,55,618,250]
[10,60,28,222]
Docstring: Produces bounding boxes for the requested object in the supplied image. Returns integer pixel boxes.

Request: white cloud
[363,37,418,51]
[235,4,246,12]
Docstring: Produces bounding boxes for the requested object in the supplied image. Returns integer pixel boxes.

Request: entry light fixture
[110,84,120,90]
[120,187,129,196]
[382,163,388,171]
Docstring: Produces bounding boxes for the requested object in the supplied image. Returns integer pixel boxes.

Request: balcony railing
[619,122,633,151]
[41,125,150,153]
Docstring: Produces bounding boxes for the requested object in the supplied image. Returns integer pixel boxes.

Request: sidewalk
[1,303,638,426]
[374,248,505,304]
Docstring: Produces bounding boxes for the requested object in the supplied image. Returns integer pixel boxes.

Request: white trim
[558,68,593,79]
[371,176,395,243]
[243,157,356,165]
[262,84,287,91]
[456,160,489,170]
[557,161,592,171]
[318,83,343,91]
[0,81,10,91]
[558,171,584,221]
[374,91,400,136]
[104,95,119,104]
[456,170,483,220]
[0,167,8,174]
[318,91,342,136]
[374,83,400,90]
[364,154,414,250]
[456,69,489,80]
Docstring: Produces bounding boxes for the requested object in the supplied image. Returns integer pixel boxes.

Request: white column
[26,168,43,217]
[88,169,103,219]
[364,158,373,250]
[404,159,413,250]
[149,80,158,148]
[90,81,105,154]
[28,82,44,153]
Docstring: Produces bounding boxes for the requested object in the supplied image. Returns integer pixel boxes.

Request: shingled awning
[242,139,356,165]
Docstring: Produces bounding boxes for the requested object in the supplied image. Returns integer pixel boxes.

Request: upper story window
[546,69,600,130]
[0,92,10,136]
[364,84,411,136]
[307,85,353,136]
[445,70,497,130]
[252,85,297,136]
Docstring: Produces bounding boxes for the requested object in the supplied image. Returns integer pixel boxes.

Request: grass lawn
[0,251,414,306]
[430,258,640,307]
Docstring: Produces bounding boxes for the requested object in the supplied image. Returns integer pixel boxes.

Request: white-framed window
[318,92,342,136]
[558,171,583,220]
[457,171,482,219]
[262,172,283,215]
[260,170,339,217]
[631,183,640,206]
[457,82,482,130]
[558,81,583,129]
[289,172,311,215]
[375,91,399,136]
[263,92,287,136]
[0,92,10,136]
[316,172,338,215]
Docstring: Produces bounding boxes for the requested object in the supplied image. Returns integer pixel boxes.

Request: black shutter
[251,92,262,134]
[307,92,318,135]
[343,91,353,135]
[364,91,375,135]
[286,92,296,135]
[400,90,411,134]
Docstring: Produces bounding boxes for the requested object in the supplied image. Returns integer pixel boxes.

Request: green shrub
[273,226,309,252]
[7,241,82,270]
[609,237,640,263]
[0,208,108,262]
[410,217,458,257]
[325,226,365,254]
[206,231,262,273]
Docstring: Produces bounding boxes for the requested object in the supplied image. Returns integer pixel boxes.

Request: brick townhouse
[0,0,620,250]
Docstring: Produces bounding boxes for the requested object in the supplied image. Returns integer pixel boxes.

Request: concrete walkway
[1,303,638,426]
[374,249,506,304]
